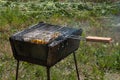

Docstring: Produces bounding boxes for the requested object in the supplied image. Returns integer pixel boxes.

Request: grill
[9,22,82,80]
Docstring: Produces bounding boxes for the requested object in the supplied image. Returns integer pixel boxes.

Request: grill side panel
[47,38,80,67]
[9,37,49,66]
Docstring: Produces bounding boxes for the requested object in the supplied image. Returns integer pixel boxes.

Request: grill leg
[73,52,80,80]
[46,67,50,80]
[16,60,19,80]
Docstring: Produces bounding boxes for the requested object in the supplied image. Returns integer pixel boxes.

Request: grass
[0,0,120,80]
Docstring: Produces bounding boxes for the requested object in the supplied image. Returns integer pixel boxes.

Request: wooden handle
[86,36,112,43]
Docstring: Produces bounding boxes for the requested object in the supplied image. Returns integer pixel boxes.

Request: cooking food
[23,31,61,44]
[31,39,46,44]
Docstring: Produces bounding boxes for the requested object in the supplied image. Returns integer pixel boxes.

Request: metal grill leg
[46,67,50,80]
[16,60,19,80]
[73,52,80,80]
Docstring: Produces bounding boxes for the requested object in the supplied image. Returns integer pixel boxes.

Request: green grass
[0,1,120,80]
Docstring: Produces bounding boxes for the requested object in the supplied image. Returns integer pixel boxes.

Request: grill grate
[12,22,80,45]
